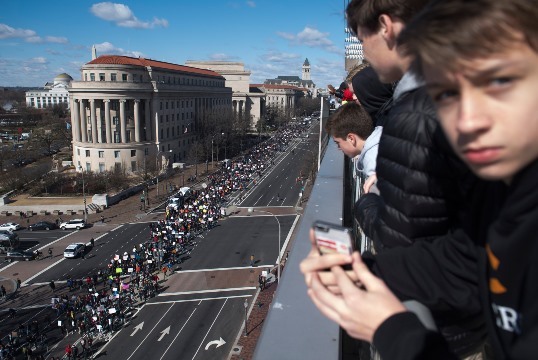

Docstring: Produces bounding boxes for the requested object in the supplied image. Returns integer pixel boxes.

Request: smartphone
[312,220,354,256]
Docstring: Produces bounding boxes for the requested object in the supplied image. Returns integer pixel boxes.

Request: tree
[295,98,321,118]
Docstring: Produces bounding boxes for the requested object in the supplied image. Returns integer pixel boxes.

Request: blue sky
[0,0,347,88]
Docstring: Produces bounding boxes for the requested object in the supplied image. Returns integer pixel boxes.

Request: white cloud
[263,51,300,63]
[277,26,342,55]
[30,57,47,64]
[246,1,256,7]
[90,2,168,29]
[208,53,239,61]
[94,41,144,58]
[0,23,36,39]
[45,36,68,44]
[0,23,69,44]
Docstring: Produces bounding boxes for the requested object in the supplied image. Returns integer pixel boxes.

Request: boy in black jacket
[302,0,538,358]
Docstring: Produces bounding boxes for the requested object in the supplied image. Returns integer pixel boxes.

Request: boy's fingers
[350,252,384,291]
[300,253,352,274]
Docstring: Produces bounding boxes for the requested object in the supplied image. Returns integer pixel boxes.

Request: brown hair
[345,62,370,83]
[398,0,538,73]
[346,0,431,35]
[325,102,373,140]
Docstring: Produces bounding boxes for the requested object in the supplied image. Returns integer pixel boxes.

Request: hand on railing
[362,173,377,194]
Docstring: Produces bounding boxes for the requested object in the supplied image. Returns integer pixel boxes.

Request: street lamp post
[247,208,281,283]
[78,166,87,223]
[156,150,172,197]
[243,298,248,336]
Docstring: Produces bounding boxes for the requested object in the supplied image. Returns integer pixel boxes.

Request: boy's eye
[489,77,513,87]
[432,89,458,103]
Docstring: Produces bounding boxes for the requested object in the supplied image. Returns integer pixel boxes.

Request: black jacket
[357,75,471,250]
[371,161,538,360]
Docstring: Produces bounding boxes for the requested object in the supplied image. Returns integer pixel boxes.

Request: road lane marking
[159,303,200,360]
[22,257,66,285]
[176,265,273,273]
[191,298,229,360]
[158,287,256,296]
[146,294,251,306]
[126,303,176,360]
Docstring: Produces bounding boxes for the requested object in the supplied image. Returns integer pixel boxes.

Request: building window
[85,150,90,157]
[131,150,136,157]
[160,129,163,139]
[113,116,119,125]
[98,151,104,158]
[114,132,120,143]
[160,102,163,110]
[114,151,120,158]
[166,115,169,122]
[160,115,163,123]
[122,74,128,82]
[111,73,117,81]
[90,73,95,81]
[77,149,80,155]
[131,161,137,171]
[99,163,105,173]
[115,163,121,171]
[99,73,105,81]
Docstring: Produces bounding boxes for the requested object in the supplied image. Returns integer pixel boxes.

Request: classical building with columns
[185,61,265,129]
[25,73,73,109]
[68,55,231,174]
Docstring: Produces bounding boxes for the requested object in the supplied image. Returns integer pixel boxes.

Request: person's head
[345,62,371,104]
[346,0,431,82]
[352,66,394,121]
[326,102,373,158]
[398,0,538,184]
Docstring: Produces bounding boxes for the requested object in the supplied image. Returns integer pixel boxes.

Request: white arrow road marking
[204,337,226,350]
[158,326,170,341]
[130,322,144,336]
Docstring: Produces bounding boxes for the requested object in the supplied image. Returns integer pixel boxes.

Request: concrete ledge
[0,211,10,216]
[39,210,48,215]
[53,210,62,215]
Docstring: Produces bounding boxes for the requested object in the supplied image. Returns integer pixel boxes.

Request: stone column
[72,98,80,142]
[80,99,88,142]
[104,100,112,143]
[120,99,127,143]
[134,99,141,142]
[145,99,151,141]
[90,100,97,143]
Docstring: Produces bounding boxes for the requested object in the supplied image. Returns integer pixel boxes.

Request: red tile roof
[87,55,224,78]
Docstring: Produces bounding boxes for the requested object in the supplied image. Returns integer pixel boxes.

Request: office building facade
[68,55,231,173]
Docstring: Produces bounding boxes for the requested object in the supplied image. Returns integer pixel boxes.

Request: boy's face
[356,22,403,83]
[424,40,538,183]
[333,135,363,158]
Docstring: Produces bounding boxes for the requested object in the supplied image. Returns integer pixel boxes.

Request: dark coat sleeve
[374,312,457,360]
[363,229,483,316]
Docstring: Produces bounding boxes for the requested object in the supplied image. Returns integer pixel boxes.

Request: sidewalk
[0,165,217,227]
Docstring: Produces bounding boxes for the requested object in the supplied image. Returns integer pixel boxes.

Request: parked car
[63,243,85,258]
[0,222,21,232]
[28,221,58,231]
[59,219,86,230]
[5,250,36,262]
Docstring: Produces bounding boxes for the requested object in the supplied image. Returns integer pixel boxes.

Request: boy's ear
[379,14,399,48]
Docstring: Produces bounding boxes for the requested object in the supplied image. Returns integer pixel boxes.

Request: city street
[0,128,315,359]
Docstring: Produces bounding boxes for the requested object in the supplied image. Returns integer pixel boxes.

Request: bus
[0,233,20,254]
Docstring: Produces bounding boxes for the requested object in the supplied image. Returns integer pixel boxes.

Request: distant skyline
[1,0,347,88]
